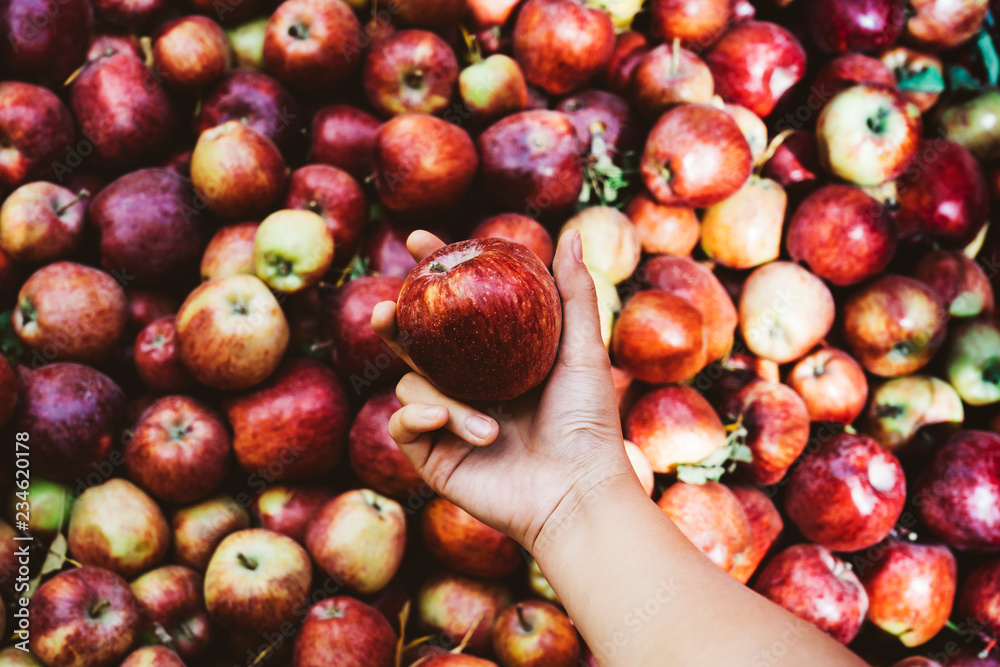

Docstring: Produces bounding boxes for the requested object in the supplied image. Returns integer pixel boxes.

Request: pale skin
[372,229,870,667]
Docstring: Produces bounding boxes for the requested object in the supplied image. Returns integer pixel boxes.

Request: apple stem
[670,37,681,78]
[237,552,258,570]
[460,25,482,64]
[55,189,90,216]
[754,128,796,174]
[516,604,531,633]
[88,600,111,618]
[429,261,448,273]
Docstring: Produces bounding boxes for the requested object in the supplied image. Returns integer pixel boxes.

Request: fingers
[551,229,609,370]
[388,403,449,445]
[396,372,499,446]
[370,300,419,371]
[406,230,446,262]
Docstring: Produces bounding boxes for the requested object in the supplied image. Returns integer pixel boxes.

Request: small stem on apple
[237,552,258,570]
[429,261,448,273]
[516,604,531,633]
[19,300,35,326]
[404,69,425,89]
[670,37,681,78]
[460,25,482,64]
[754,129,796,174]
[875,404,904,419]
[309,340,334,353]
[89,600,111,618]
[55,189,90,216]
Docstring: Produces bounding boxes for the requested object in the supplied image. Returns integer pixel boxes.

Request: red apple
[806,0,907,53]
[470,214,554,267]
[252,485,333,544]
[1,0,92,87]
[293,597,397,667]
[704,21,806,118]
[754,544,868,644]
[624,193,700,257]
[785,433,906,552]
[68,479,170,578]
[787,184,898,286]
[651,0,732,49]
[172,494,250,572]
[906,0,988,50]
[364,30,459,118]
[285,165,366,265]
[861,539,957,646]
[612,289,707,385]
[131,565,212,660]
[125,289,178,332]
[625,385,726,473]
[262,0,362,90]
[195,69,302,155]
[204,528,313,635]
[125,396,231,504]
[120,646,184,667]
[814,53,897,99]
[761,129,820,189]
[0,182,87,264]
[361,218,422,279]
[513,0,614,96]
[657,481,752,575]
[422,497,520,578]
[307,105,380,181]
[631,41,714,118]
[201,222,259,281]
[700,175,787,270]
[349,388,425,498]
[225,358,350,480]
[916,430,1000,551]
[960,558,1000,639]
[842,275,947,377]
[913,249,994,318]
[0,82,75,193]
[863,375,964,452]
[31,567,140,667]
[729,485,783,584]
[640,104,752,208]
[396,238,561,402]
[0,356,17,430]
[420,655,499,666]
[306,490,407,594]
[175,274,290,390]
[374,114,478,216]
[134,317,195,394]
[880,46,944,113]
[153,15,233,90]
[788,348,869,424]
[91,0,164,28]
[418,572,513,654]
[561,206,641,284]
[602,30,650,95]
[492,601,579,667]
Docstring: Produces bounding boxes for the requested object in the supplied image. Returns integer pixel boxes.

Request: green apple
[946,320,1000,406]
[8,479,73,543]
[226,17,268,70]
[863,375,964,451]
[936,90,1000,161]
[253,209,334,294]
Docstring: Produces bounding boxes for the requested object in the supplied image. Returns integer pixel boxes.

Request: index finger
[406,230,446,262]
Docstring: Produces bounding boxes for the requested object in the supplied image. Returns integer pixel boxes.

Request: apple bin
[2,0,1000,665]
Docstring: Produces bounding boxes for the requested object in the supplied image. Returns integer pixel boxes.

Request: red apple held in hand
[204,528,312,635]
[285,164,367,265]
[946,320,1000,407]
[459,54,530,127]
[397,238,561,402]
[917,430,1000,551]
[492,601,580,667]
[418,572,513,654]
[625,385,727,473]
[175,274,290,390]
[739,262,835,364]
[195,69,302,155]
[754,544,869,644]
[225,359,350,480]
[172,494,250,572]
[960,558,1000,638]
[625,193,700,257]
[861,540,957,646]
[787,184,898,286]
[806,0,907,53]
[705,21,806,118]
[641,104,752,208]
[374,115,478,216]
[31,567,140,667]
[729,485,783,584]
[153,15,233,90]
[68,479,170,579]
[422,497,520,578]
[785,433,906,552]
[307,105,381,181]
[816,84,922,187]
[561,206,640,284]
[843,275,947,377]
[134,317,195,394]
[252,485,333,544]
[700,175,787,270]
[293,597,397,667]
[631,41,714,118]
[14,262,127,363]
[201,222,259,281]
[190,121,286,220]
[477,110,584,216]
[364,30,459,118]
[650,0,732,49]
[306,490,407,594]
[125,396,231,504]
[0,182,88,264]
[262,0,362,90]
[349,389,424,498]
[906,0,988,51]
[253,209,334,294]
[513,0,614,96]
[788,348,869,424]
[612,289,707,385]
[657,482,752,575]
[863,375,964,452]
[131,565,212,660]
[913,249,994,318]
[471,214,554,267]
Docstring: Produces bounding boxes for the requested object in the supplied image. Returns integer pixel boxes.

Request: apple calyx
[287,23,309,41]
[404,69,426,90]
[167,423,192,442]
[429,261,448,273]
[55,189,90,217]
[866,107,890,135]
[875,403,904,419]
[236,552,258,570]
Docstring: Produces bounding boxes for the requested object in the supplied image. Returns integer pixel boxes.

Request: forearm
[533,475,869,667]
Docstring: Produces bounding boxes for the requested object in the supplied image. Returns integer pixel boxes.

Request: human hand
[370,229,636,557]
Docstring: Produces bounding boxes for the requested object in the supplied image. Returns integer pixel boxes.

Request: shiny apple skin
[631,43,714,118]
[913,249,995,318]
[471,214,554,267]
[349,389,424,498]
[625,193,700,257]
[612,289,707,385]
[396,238,561,402]
[262,0,362,90]
[785,433,906,552]
[788,349,869,424]
[0,82,76,193]
[285,164,367,264]
[916,430,1000,552]
[650,0,732,49]
[421,497,521,578]
[307,105,380,181]
[624,385,726,474]
[729,485,783,585]
[195,69,302,155]
[814,53,897,98]
[152,15,233,90]
[806,0,907,54]
[130,565,212,660]
[960,559,1000,638]
[293,597,397,667]
[0,0,93,88]
[364,30,459,118]
[656,482,751,575]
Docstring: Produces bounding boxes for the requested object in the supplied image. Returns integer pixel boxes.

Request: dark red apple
[364,30,459,118]
[477,110,584,217]
[631,41,714,118]
[307,105,381,180]
[152,15,232,90]
[513,0,614,96]
[195,69,302,155]
[704,21,806,118]
[640,104,752,208]
[396,238,561,402]
[0,82,76,193]
[913,249,995,318]
[134,316,194,394]
[612,289,707,384]
[788,349,869,424]
[651,0,732,49]
[293,597,396,667]
[602,30,649,95]
[225,358,351,481]
[0,357,16,429]
[960,558,1000,639]
[813,53,897,99]
[470,214,554,267]
[787,184,898,286]
[422,497,521,578]
[362,218,420,278]
[657,481,752,576]
[125,289,177,332]
[785,433,906,552]
[861,539,957,647]
[262,0,362,90]
[624,385,726,473]
[285,165,367,264]
[0,0,92,88]
[393,0,466,28]
[92,0,165,27]
[555,89,641,157]
[374,114,478,216]
[916,430,1000,551]
[806,0,907,53]
[130,565,212,660]
[348,388,424,498]
[252,485,333,544]
[492,600,579,667]
[754,544,868,644]
[730,485,783,584]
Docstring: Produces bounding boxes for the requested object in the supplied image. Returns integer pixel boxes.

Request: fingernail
[423,406,445,421]
[467,415,494,440]
[571,230,583,262]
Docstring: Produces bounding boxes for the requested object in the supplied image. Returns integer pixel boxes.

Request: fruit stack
[1,0,1000,665]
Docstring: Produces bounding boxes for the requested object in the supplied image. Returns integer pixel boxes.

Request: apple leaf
[674,426,752,485]
[897,66,946,94]
[948,65,982,92]
[978,28,1000,86]
[0,311,25,362]
[579,133,636,209]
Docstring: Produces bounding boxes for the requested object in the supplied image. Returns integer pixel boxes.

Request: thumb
[551,229,609,370]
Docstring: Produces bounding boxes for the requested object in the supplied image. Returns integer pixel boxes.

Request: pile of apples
[2,0,1000,664]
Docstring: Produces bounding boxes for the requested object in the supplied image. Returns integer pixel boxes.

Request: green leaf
[347,255,370,281]
[897,66,946,94]
[0,311,24,362]
[949,65,982,92]
[979,28,1000,86]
